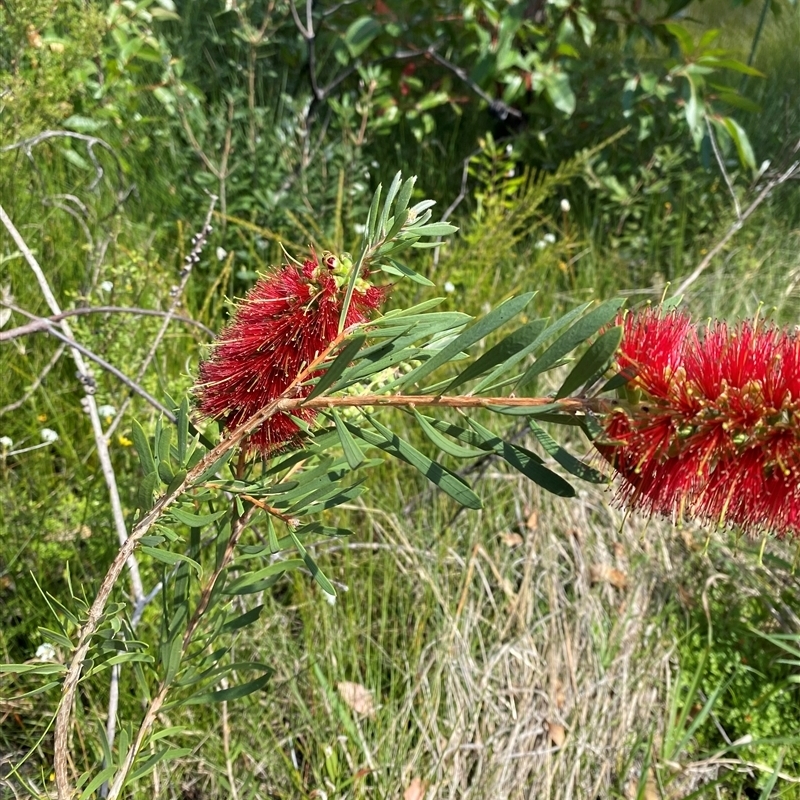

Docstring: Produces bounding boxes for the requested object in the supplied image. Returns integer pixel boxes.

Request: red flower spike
[599,309,800,538]
[195,251,386,455]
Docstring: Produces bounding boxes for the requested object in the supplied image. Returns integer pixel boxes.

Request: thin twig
[0,305,215,344]
[5,305,175,422]
[707,118,741,219]
[0,204,145,605]
[674,160,800,297]
[105,506,257,800]
[0,343,64,416]
[0,130,124,192]
[106,196,217,438]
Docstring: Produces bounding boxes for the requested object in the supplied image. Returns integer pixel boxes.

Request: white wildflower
[324,591,336,606]
[535,239,547,250]
[544,233,556,244]
[444,280,455,293]
[97,404,116,419]
[99,280,114,293]
[560,198,571,213]
[0,436,12,448]
[40,428,59,444]
[215,246,227,261]
[35,643,56,662]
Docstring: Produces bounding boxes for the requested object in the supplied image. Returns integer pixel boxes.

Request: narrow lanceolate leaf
[465,418,576,497]
[224,560,306,594]
[78,766,117,800]
[347,418,482,509]
[399,293,536,389]
[446,317,547,393]
[169,506,228,527]
[156,424,172,470]
[556,325,623,399]
[128,748,194,782]
[332,411,366,469]
[473,301,593,394]
[132,420,156,475]
[379,258,435,286]
[413,411,486,458]
[379,297,445,319]
[306,334,366,401]
[529,421,608,484]
[379,171,404,236]
[177,397,190,465]
[180,671,272,705]
[140,546,202,574]
[289,529,337,596]
[515,298,624,393]
[423,416,575,498]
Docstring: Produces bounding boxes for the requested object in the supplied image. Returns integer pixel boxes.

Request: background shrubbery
[3,0,800,797]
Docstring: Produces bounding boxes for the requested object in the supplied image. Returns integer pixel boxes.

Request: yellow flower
[37,413,47,422]
[117,434,133,447]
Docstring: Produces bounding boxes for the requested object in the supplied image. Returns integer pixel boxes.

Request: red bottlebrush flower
[195,251,386,455]
[599,308,800,537]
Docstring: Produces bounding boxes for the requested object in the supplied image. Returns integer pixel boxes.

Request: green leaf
[140,546,201,575]
[365,178,383,245]
[395,175,416,217]
[464,418,576,497]
[529,421,607,483]
[407,221,459,237]
[379,171,403,237]
[169,506,228,527]
[287,479,369,516]
[555,325,623,398]
[399,293,535,389]
[516,298,623,393]
[131,420,156,475]
[664,22,695,55]
[379,259,434,286]
[719,116,756,170]
[180,671,272,705]
[195,449,234,482]
[177,397,190,464]
[220,604,265,633]
[413,411,486,458]
[78,766,117,800]
[379,297,444,319]
[473,301,593,393]
[0,662,67,675]
[306,335,366,401]
[344,16,381,58]
[128,748,193,782]
[160,635,183,688]
[223,560,305,594]
[332,411,366,469]
[289,529,337,596]
[64,115,106,133]
[158,460,175,485]
[543,71,576,115]
[350,417,482,509]
[446,317,547,393]
[156,421,172,468]
[136,472,159,510]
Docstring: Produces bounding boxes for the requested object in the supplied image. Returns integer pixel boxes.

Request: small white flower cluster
[40,428,59,444]
[535,232,557,251]
[0,435,12,449]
